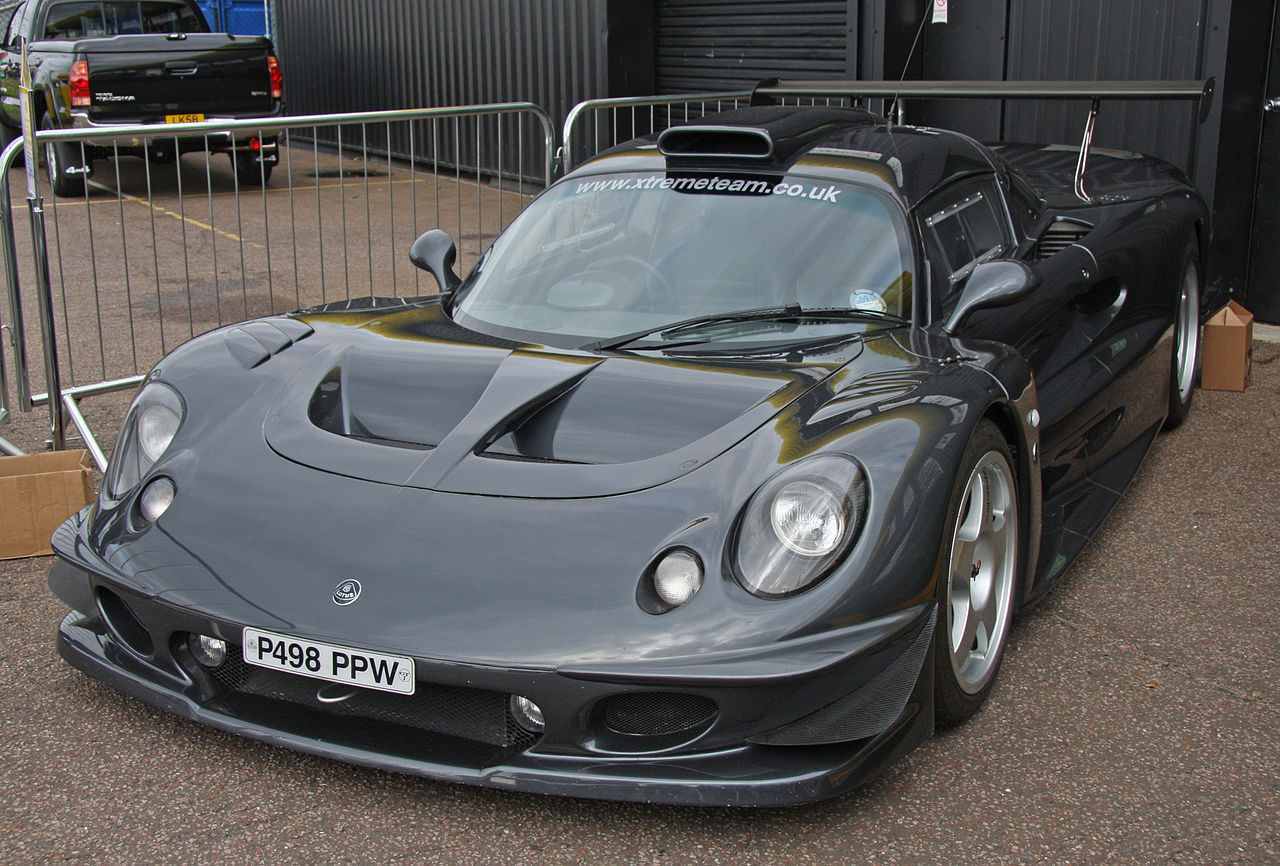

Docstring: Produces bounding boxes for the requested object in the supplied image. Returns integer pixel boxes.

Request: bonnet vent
[1036,219,1092,261]
[657,126,774,159]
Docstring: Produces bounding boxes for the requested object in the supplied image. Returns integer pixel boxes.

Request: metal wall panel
[1003,0,1210,174]
[656,0,852,92]
[274,0,613,182]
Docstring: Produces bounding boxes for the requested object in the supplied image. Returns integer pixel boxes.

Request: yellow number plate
[164,113,205,124]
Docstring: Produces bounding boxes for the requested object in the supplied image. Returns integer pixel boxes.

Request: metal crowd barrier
[1,83,1212,466]
[560,91,752,173]
[0,103,554,466]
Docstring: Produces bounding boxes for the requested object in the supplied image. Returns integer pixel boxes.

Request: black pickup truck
[0,0,283,195]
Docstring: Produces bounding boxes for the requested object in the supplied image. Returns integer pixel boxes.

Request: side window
[44,3,106,39]
[139,2,205,33]
[921,179,1011,314]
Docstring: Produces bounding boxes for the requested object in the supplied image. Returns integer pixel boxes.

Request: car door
[919,174,1114,507]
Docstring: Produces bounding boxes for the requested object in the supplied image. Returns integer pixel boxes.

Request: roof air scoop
[657,126,774,159]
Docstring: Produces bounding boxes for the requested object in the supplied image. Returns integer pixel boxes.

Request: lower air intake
[596,692,717,752]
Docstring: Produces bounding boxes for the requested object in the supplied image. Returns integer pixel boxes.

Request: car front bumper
[49,514,936,807]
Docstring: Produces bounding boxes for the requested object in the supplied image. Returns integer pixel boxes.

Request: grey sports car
[48,92,1208,805]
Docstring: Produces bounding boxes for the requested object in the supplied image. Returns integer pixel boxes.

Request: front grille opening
[204,649,537,763]
[96,587,154,657]
[593,692,718,753]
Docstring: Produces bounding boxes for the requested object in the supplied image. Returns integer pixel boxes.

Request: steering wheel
[585,255,674,311]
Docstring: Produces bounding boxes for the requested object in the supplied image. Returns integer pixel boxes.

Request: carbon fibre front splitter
[56,609,933,807]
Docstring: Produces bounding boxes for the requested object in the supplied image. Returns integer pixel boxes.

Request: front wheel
[933,420,1021,727]
[1164,239,1202,430]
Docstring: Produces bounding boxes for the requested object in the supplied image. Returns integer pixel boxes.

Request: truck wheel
[233,154,273,187]
[40,117,88,197]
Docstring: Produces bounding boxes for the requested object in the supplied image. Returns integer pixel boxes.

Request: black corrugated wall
[273,0,653,180]
[272,0,1264,304]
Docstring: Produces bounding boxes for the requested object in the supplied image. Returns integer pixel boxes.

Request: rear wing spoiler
[751,78,1216,201]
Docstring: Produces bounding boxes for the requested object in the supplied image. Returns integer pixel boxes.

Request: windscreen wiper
[587,304,907,352]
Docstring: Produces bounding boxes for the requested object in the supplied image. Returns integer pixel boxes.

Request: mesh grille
[601,693,717,737]
[208,648,536,751]
[1083,408,1124,457]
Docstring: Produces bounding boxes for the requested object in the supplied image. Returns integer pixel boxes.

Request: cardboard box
[1201,301,1254,392]
[0,450,95,560]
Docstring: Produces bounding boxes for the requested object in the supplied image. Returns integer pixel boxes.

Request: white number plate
[242,627,415,695]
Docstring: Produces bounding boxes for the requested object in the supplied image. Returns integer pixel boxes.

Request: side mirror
[943,259,1040,334]
[409,229,461,293]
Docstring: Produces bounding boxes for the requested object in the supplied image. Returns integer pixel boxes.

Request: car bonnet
[263,306,859,498]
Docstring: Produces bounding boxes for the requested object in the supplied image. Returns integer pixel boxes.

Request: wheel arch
[980,397,1043,613]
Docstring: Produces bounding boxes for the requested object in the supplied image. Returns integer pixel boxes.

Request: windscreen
[452,170,913,347]
[43,1,206,38]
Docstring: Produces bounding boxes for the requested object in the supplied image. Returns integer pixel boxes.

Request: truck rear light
[267,54,283,100]
[70,60,91,107]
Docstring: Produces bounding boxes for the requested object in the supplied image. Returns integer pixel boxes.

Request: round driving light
[138,477,176,522]
[770,480,845,556]
[509,695,545,733]
[189,633,227,668]
[138,402,181,462]
[653,549,703,608]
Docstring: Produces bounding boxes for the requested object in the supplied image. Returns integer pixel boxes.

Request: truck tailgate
[63,33,276,121]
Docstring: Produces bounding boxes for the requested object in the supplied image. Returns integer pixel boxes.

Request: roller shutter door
[656,0,849,93]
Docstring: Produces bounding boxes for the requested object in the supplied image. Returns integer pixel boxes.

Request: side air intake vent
[1036,219,1092,261]
[657,126,773,159]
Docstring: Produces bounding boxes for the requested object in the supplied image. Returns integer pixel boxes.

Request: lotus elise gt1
[48,94,1209,806]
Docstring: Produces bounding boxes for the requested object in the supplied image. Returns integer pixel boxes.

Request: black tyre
[233,154,273,187]
[40,116,89,197]
[1164,238,1202,430]
[933,419,1022,727]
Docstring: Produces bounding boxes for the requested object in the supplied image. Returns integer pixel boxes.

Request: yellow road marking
[85,179,264,249]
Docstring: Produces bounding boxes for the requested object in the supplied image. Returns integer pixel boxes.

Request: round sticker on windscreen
[849,289,887,313]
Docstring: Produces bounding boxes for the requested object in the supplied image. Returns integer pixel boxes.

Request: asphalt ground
[0,146,1278,862]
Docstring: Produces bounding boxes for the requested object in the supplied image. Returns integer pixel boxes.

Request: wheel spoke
[957,471,986,543]
[987,473,1009,534]
[974,582,999,649]
[949,581,970,653]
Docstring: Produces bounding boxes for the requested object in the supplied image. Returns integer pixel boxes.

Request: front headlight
[106,380,185,500]
[733,454,868,598]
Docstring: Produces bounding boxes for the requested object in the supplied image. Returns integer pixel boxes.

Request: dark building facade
[273,0,1280,322]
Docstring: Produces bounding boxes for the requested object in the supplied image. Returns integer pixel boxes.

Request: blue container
[195,0,271,38]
